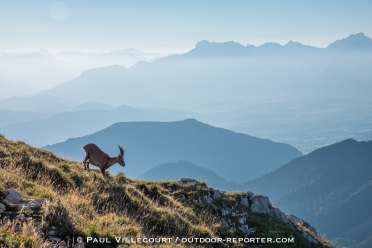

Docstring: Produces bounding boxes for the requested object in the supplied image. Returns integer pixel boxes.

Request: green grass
[0,135,333,248]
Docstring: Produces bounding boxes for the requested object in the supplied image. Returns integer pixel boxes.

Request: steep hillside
[0,135,331,248]
[138,160,243,191]
[44,119,302,183]
[244,139,372,247]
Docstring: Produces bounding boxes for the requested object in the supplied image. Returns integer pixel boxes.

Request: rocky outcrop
[177,185,322,243]
[250,195,272,214]
[2,189,46,211]
[0,189,73,248]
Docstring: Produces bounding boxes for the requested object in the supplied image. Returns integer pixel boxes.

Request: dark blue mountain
[244,139,372,247]
[44,119,302,183]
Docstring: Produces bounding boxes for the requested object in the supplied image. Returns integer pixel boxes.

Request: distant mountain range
[0,48,166,91]
[2,32,367,110]
[1,105,200,147]
[0,52,80,89]
[0,110,52,128]
[1,33,372,154]
[38,48,166,71]
[0,78,39,99]
[44,119,302,182]
[138,160,242,191]
[37,65,156,107]
[244,139,372,247]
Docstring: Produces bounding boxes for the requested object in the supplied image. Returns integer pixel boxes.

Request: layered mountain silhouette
[0,110,51,128]
[0,79,39,99]
[1,105,199,147]
[138,160,242,191]
[1,33,368,111]
[0,95,72,113]
[44,119,302,183]
[244,139,372,247]
[0,52,79,89]
[327,33,372,50]
[37,65,155,107]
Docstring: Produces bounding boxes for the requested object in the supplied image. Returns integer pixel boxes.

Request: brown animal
[82,143,125,176]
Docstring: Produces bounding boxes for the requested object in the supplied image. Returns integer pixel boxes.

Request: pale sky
[0,0,371,53]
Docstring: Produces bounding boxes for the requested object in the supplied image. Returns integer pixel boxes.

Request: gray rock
[73,242,85,248]
[179,178,198,185]
[205,196,213,204]
[271,208,291,224]
[238,217,246,225]
[248,227,257,234]
[221,208,230,216]
[4,189,23,204]
[250,195,272,214]
[240,196,249,207]
[214,190,221,199]
[0,203,5,211]
[237,226,247,233]
[51,226,58,230]
[286,214,303,226]
[49,230,57,236]
[246,191,254,197]
[302,231,319,244]
[28,200,42,209]
[48,237,61,242]
[221,219,229,228]
[16,214,25,221]
[59,241,67,247]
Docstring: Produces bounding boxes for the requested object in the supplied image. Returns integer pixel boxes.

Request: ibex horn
[118,146,124,155]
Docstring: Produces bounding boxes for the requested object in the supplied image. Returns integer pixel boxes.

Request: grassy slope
[0,135,331,248]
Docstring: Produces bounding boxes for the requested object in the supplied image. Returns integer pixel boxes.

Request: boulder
[286,214,303,226]
[16,214,25,221]
[48,237,61,242]
[250,195,272,214]
[214,190,221,199]
[240,196,249,207]
[238,217,246,225]
[0,203,5,212]
[3,189,23,204]
[179,178,198,185]
[270,208,291,224]
[28,200,42,210]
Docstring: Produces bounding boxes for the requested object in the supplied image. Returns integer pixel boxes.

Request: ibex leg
[83,154,90,170]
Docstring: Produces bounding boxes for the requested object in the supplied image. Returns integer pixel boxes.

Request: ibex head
[118,146,125,167]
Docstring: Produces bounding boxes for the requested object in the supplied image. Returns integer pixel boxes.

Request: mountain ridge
[44,119,302,183]
[243,138,372,247]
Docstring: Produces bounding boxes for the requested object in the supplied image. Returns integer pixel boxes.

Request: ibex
[82,143,125,177]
